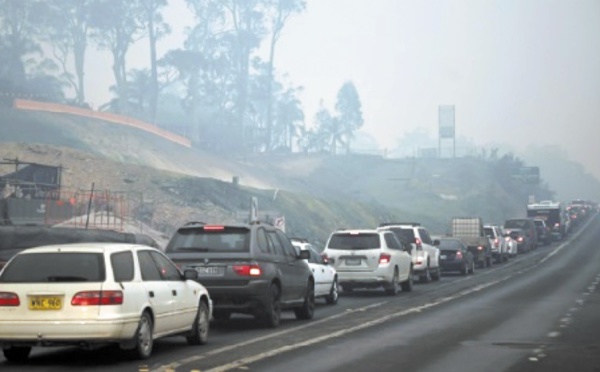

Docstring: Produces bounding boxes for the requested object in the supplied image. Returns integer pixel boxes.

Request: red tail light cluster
[321,253,329,264]
[233,264,262,276]
[477,246,484,251]
[71,291,123,306]
[415,238,423,249]
[379,253,391,265]
[517,237,524,242]
[0,292,20,306]
[455,250,463,258]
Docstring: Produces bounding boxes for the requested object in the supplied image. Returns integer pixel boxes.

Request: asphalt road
[2,215,599,372]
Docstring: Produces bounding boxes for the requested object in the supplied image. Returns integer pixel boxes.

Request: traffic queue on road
[0,199,597,363]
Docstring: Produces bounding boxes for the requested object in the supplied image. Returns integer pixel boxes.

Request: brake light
[494,238,499,247]
[517,237,524,242]
[554,223,560,227]
[203,225,225,230]
[379,253,391,265]
[477,246,484,251]
[415,238,422,248]
[455,250,463,258]
[321,253,329,264]
[233,264,262,276]
[0,292,20,306]
[72,291,123,306]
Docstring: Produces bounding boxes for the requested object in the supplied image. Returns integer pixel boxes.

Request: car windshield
[165,227,250,253]
[0,252,105,283]
[327,233,381,250]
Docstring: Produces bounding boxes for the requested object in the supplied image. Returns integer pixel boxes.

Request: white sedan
[0,243,212,362]
[291,239,338,305]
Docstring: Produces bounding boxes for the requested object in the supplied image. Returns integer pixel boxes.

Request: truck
[526,200,568,240]
[451,217,492,268]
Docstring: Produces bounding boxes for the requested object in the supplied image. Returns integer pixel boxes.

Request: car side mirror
[299,250,310,260]
[183,269,198,280]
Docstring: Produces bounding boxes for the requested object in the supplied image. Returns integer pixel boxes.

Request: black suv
[165,221,314,328]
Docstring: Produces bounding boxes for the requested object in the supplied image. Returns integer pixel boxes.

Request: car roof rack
[183,221,206,226]
[290,237,308,243]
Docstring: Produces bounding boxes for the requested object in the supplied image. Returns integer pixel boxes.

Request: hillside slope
[1,107,536,245]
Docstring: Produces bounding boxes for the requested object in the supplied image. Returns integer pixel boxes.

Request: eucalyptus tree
[38,0,94,105]
[262,0,306,151]
[89,0,146,114]
[139,0,170,122]
[0,0,42,89]
[334,81,364,154]
[313,103,338,154]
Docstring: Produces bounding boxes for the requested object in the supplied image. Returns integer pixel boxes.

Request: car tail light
[0,292,20,306]
[203,225,225,231]
[554,223,560,227]
[72,291,123,306]
[233,264,262,276]
[517,237,524,242]
[415,238,422,249]
[321,253,329,264]
[494,238,499,247]
[455,250,463,259]
[379,253,391,265]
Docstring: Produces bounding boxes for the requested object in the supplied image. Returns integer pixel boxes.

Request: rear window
[483,227,494,237]
[387,228,415,244]
[165,226,250,253]
[0,252,105,283]
[326,233,381,250]
[504,220,529,229]
[438,240,462,250]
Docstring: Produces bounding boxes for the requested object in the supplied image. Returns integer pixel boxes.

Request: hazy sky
[87,0,600,180]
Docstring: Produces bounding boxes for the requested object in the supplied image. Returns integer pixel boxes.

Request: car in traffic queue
[504,231,519,258]
[434,237,475,275]
[321,228,413,295]
[0,243,211,362]
[504,218,538,252]
[507,229,529,253]
[533,218,552,246]
[165,221,315,328]
[377,223,441,283]
[291,238,338,305]
[483,224,509,264]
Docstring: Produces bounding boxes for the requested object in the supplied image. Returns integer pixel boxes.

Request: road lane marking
[150,301,387,372]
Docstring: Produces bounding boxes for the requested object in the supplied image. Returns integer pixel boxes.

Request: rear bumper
[204,279,271,313]
[0,317,138,346]
[337,267,393,287]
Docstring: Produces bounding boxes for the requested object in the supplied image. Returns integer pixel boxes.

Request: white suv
[321,229,413,295]
[377,223,441,283]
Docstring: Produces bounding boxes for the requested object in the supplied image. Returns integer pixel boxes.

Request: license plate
[440,255,447,260]
[29,296,62,310]
[196,266,224,276]
[345,258,361,266]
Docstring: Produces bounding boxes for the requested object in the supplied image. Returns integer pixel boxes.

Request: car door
[307,246,328,297]
[276,229,308,302]
[137,250,174,335]
[149,250,197,331]
[384,232,410,280]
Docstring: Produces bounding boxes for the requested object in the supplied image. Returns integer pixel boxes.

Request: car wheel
[325,278,339,305]
[128,311,153,360]
[213,310,231,322]
[295,280,315,320]
[385,268,400,295]
[2,346,31,363]
[431,266,441,281]
[186,300,209,345]
[261,284,282,328]
[400,267,413,292]
[420,265,432,283]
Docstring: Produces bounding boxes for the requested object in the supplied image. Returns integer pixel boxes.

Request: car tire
[385,268,400,295]
[400,268,413,292]
[186,300,209,345]
[420,265,432,283]
[295,280,315,320]
[261,284,282,328]
[461,262,468,276]
[2,346,31,363]
[325,278,339,305]
[129,311,153,360]
[431,266,441,281]
[469,260,476,275]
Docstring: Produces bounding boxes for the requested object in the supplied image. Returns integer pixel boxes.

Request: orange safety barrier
[13,99,192,148]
